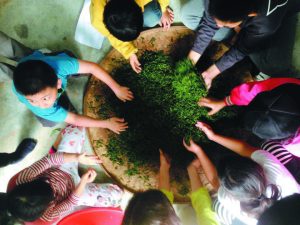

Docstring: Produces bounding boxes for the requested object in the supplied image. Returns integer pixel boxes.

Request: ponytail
[240,184,281,218]
[218,156,282,219]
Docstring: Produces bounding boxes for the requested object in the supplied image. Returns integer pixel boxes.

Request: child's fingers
[190,139,196,145]
[114,118,125,122]
[132,63,141,73]
[159,149,171,164]
[167,8,174,15]
[87,155,103,164]
[159,149,164,159]
[208,109,216,116]
[195,122,207,132]
[135,65,142,73]
[91,169,97,177]
[118,122,128,127]
[118,126,128,131]
[199,97,210,103]
[182,139,190,149]
[196,121,205,127]
[126,92,134,100]
[198,100,211,108]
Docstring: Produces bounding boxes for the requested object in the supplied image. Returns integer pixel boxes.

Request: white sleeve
[251,150,300,198]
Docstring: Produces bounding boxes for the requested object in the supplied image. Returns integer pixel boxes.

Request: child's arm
[78,60,134,102]
[196,121,258,157]
[65,112,128,133]
[159,149,171,191]
[187,161,203,191]
[43,169,97,222]
[16,152,101,185]
[73,168,97,196]
[199,78,300,115]
[63,152,102,165]
[16,153,64,185]
[187,162,220,225]
[184,140,219,190]
[188,50,201,65]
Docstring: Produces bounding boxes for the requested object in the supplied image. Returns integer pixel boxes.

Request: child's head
[6,178,54,222]
[13,60,62,108]
[103,0,143,42]
[258,194,300,225]
[243,84,300,140]
[208,0,261,27]
[217,156,280,218]
[122,190,181,225]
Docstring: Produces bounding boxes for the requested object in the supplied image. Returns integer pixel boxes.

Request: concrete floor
[0,0,300,224]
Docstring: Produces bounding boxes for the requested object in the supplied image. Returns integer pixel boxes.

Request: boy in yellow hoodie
[90,0,173,73]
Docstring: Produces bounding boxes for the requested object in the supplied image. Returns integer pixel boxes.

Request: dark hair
[0,193,19,225]
[244,84,300,140]
[217,156,281,218]
[13,60,58,96]
[208,0,261,22]
[122,190,181,225]
[258,194,300,225]
[6,178,54,222]
[103,0,143,41]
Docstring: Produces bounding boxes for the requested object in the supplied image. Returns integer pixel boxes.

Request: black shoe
[12,138,37,163]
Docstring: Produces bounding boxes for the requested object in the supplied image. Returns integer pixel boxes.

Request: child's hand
[201,64,220,90]
[129,54,142,73]
[159,149,170,171]
[195,121,215,140]
[105,117,128,134]
[159,8,174,30]
[187,159,201,170]
[114,86,134,102]
[78,152,102,165]
[198,97,226,115]
[191,159,201,168]
[81,168,97,184]
[183,139,202,154]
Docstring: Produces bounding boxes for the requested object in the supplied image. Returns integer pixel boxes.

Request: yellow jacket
[90,0,169,59]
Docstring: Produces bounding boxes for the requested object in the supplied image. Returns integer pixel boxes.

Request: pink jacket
[224,78,300,106]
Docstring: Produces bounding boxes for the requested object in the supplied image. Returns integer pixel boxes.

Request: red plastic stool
[57,207,124,225]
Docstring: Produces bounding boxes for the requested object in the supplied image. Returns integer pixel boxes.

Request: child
[198,80,300,140]
[258,194,300,225]
[122,149,219,225]
[198,78,300,115]
[195,121,300,223]
[0,125,123,224]
[13,50,134,131]
[188,0,300,89]
[90,0,174,73]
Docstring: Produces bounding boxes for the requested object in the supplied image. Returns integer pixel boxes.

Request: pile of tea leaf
[98,51,236,176]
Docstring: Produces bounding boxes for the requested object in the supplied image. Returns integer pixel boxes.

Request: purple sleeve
[192,8,219,55]
[215,46,246,72]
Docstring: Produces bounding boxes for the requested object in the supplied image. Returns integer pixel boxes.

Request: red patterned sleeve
[41,193,80,222]
[16,153,64,185]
